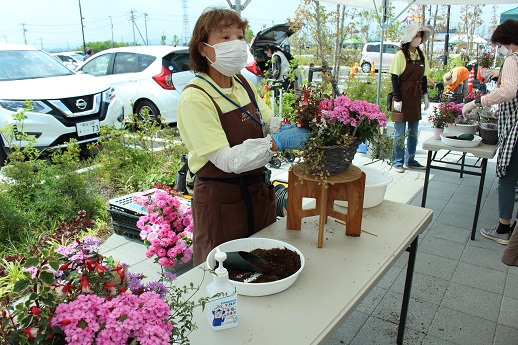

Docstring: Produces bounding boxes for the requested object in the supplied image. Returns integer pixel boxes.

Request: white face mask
[410,37,422,48]
[204,40,248,77]
[498,44,509,56]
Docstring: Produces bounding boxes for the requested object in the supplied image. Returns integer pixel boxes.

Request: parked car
[0,43,124,167]
[75,45,261,125]
[359,42,400,73]
[248,23,297,81]
[51,51,84,71]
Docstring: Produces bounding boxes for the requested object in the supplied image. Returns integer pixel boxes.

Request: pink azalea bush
[318,95,387,145]
[51,292,172,345]
[137,189,194,268]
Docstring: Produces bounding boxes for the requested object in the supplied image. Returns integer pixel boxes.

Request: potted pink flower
[137,189,194,268]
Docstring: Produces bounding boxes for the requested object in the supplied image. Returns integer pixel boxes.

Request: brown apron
[502,230,518,267]
[186,75,276,265]
[391,57,425,123]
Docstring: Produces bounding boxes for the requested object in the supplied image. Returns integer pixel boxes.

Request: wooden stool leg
[287,169,303,230]
[344,172,365,237]
[318,183,327,248]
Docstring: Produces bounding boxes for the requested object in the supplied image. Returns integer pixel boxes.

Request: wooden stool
[286,164,366,248]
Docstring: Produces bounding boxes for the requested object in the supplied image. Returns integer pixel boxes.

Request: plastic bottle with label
[206,251,238,331]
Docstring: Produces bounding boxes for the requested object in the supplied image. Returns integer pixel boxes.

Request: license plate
[76,120,100,136]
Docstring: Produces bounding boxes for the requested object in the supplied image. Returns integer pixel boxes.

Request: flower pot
[443,123,478,136]
[433,127,444,140]
[309,141,361,176]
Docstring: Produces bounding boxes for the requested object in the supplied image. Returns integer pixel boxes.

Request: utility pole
[181,0,190,46]
[130,10,136,45]
[443,5,451,66]
[21,23,27,45]
[225,0,252,16]
[78,0,86,54]
[109,16,114,47]
[39,38,43,50]
[144,13,149,45]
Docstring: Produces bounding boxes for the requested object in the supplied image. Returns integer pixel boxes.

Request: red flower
[80,276,91,293]
[59,262,71,271]
[30,306,41,316]
[22,326,38,340]
[59,319,72,326]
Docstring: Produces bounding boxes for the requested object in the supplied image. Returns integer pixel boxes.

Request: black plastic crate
[108,194,148,216]
[112,221,142,241]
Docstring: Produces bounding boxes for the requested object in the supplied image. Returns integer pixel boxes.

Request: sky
[0,0,516,52]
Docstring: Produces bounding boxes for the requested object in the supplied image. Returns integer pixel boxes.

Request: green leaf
[13,279,30,292]
[48,260,60,271]
[39,271,55,285]
[23,257,39,268]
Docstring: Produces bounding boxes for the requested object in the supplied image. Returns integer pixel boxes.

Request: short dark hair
[85,47,93,55]
[490,19,518,46]
[189,7,248,74]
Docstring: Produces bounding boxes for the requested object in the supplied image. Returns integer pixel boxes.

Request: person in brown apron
[178,8,308,265]
[389,23,432,173]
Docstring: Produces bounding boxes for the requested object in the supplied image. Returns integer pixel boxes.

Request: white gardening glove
[423,94,430,111]
[393,101,402,112]
[462,100,477,115]
[487,69,500,79]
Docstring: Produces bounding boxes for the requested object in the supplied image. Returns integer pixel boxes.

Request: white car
[75,45,261,125]
[0,43,124,167]
[51,51,84,71]
[359,42,400,73]
[75,46,194,124]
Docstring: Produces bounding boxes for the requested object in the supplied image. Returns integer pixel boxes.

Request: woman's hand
[462,100,477,115]
[272,127,309,151]
[423,94,430,111]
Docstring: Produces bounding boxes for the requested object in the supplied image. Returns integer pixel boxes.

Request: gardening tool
[216,250,268,273]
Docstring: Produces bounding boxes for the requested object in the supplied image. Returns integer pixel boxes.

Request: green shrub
[86,122,187,196]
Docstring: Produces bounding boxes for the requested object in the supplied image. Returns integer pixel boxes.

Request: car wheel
[135,100,160,122]
[361,62,371,74]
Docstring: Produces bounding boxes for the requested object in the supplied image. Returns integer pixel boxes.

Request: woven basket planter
[479,123,498,145]
[307,141,360,176]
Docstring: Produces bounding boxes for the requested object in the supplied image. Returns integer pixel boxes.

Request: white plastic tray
[440,133,482,148]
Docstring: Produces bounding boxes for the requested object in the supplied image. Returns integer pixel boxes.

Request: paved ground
[100,103,518,345]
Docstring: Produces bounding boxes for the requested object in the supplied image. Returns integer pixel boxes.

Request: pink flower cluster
[319,95,387,129]
[51,292,172,345]
[136,189,194,267]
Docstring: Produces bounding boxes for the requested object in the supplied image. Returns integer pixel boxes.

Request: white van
[359,42,400,73]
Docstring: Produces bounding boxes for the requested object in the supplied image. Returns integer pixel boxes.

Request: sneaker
[480,226,510,245]
[404,162,426,170]
[393,165,405,173]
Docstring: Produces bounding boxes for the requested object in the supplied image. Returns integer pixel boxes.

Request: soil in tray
[227,247,301,283]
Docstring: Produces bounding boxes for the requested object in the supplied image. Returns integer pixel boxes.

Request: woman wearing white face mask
[462,20,518,258]
[177,7,309,265]
[389,23,432,173]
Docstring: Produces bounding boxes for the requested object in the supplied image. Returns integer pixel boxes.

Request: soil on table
[227,247,301,283]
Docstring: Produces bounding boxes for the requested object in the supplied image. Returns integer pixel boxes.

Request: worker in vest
[443,66,470,95]
[264,44,292,93]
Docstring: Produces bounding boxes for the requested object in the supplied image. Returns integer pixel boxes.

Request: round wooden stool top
[291,163,362,184]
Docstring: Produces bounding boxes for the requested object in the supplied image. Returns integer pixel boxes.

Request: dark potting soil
[227,247,301,283]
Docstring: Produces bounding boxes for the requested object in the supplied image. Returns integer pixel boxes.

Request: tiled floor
[100,106,518,345]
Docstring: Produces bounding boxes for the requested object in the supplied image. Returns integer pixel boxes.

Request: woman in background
[463,19,518,250]
[389,23,431,173]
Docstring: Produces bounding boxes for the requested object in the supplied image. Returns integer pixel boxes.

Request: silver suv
[0,43,124,166]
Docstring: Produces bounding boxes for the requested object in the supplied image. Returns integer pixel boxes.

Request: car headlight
[102,87,116,103]
[0,100,52,114]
